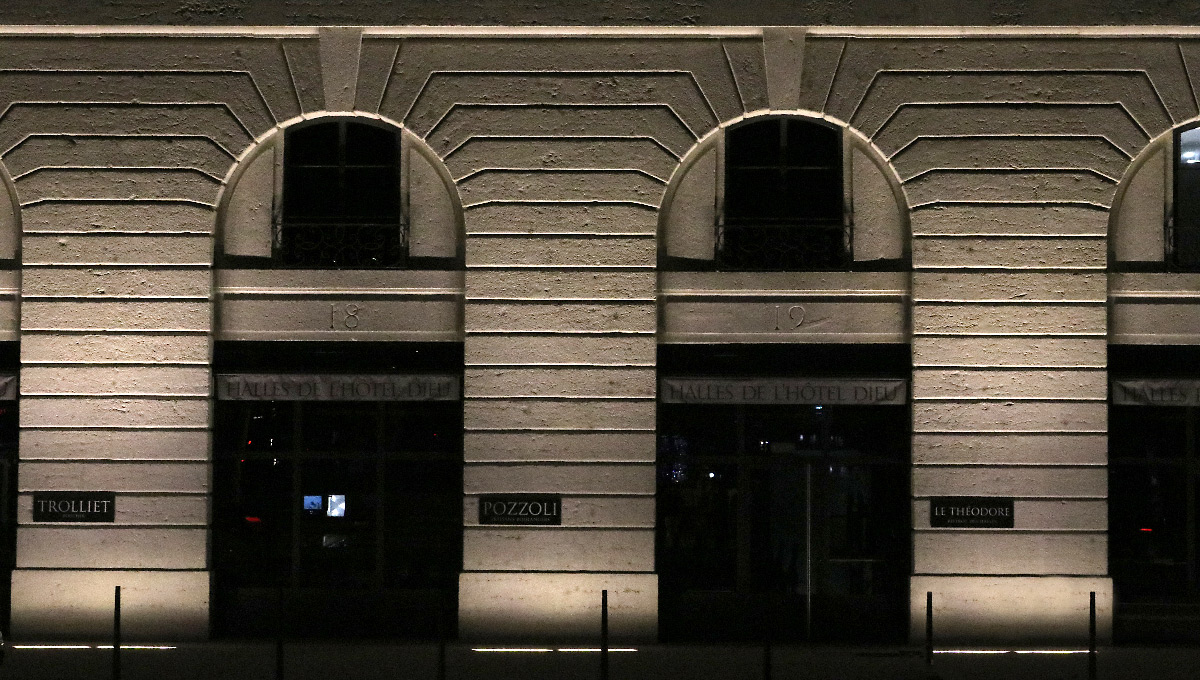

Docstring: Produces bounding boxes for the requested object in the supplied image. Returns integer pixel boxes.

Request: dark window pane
[725,169,783,220]
[300,402,378,452]
[1177,126,1200,267]
[346,123,398,166]
[283,167,341,220]
[296,459,378,586]
[784,119,840,167]
[1110,407,1186,460]
[658,400,909,643]
[787,169,843,221]
[287,123,340,166]
[657,453,739,590]
[214,401,248,454]
[727,119,780,166]
[243,402,294,453]
[344,168,401,220]
[212,364,464,639]
[1176,170,1200,269]
[383,403,460,456]
[384,459,461,586]
[213,458,293,587]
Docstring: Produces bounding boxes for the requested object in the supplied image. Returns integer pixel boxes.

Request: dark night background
[8,0,1200,26]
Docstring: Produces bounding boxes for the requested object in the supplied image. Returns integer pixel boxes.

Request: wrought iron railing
[716,221,849,271]
[277,222,406,268]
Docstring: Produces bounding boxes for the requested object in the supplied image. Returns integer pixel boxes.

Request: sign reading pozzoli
[217,374,460,401]
[478,494,562,526]
[659,378,906,405]
[33,492,116,522]
[930,497,1014,529]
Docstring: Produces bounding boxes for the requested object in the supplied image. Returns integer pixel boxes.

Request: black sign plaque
[33,492,116,523]
[930,496,1014,529]
[479,494,562,526]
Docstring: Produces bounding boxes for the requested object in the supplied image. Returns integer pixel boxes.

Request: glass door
[657,403,909,642]
[213,399,461,639]
[1110,405,1200,642]
[0,401,15,636]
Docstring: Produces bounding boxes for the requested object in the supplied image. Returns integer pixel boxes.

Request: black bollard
[763,634,772,680]
[600,589,609,680]
[437,600,447,680]
[275,585,284,680]
[1089,591,1097,680]
[925,591,933,666]
[112,585,121,680]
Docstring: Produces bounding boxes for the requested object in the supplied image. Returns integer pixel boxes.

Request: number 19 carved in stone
[773,304,806,331]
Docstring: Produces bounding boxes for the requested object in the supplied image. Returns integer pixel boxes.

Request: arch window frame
[278,118,405,268]
[1172,123,1200,271]
[659,113,908,273]
[718,116,849,271]
[219,116,463,271]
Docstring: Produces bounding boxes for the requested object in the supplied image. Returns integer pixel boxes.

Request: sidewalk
[4,642,1200,680]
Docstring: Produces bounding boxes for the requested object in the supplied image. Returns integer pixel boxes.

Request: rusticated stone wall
[5,25,1200,643]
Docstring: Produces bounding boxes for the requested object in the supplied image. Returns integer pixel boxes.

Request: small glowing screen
[327,494,346,517]
[302,495,322,511]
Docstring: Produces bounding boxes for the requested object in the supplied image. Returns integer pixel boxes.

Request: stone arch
[1109,130,1171,266]
[0,164,19,264]
[658,111,909,270]
[216,112,465,266]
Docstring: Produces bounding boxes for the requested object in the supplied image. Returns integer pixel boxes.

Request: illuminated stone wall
[7,29,324,640]
[4,24,1200,643]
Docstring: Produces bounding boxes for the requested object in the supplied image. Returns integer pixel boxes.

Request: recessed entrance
[0,384,16,636]
[1109,404,1200,642]
[211,343,462,639]
[656,345,910,643]
[1110,347,1200,643]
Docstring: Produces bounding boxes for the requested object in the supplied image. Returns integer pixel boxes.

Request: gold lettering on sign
[330,303,363,330]
[772,304,806,331]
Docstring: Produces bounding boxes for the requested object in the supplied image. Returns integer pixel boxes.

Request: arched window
[281,120,402,267]
[721,118,846,270]
[1174,125,1200,269]
[1109,123,1200,270]
[221,118,462,270]
[660,115,906,272]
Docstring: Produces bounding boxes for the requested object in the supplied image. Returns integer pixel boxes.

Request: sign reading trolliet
[33,491,116,522]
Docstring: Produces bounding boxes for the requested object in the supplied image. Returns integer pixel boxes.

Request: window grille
[281,120,404,268]
[719,118,847,270]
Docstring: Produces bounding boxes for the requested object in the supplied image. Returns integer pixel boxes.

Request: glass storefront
[1110,346,1200,642]
[0,389,15,636]
[656,345,911,643]
[211,343,462,639]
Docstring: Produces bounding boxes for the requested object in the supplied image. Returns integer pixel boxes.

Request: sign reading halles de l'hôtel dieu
[33,492,116,522]
[659,378,906,405]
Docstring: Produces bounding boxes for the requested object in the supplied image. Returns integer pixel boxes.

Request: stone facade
[4,24,1199,644]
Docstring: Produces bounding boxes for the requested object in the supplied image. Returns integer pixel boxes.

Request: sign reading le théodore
[930,496,1014,529]
[33,491,116,522]
[479,494,562,526]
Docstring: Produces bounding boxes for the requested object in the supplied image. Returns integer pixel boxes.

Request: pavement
[3,642,1200,680]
